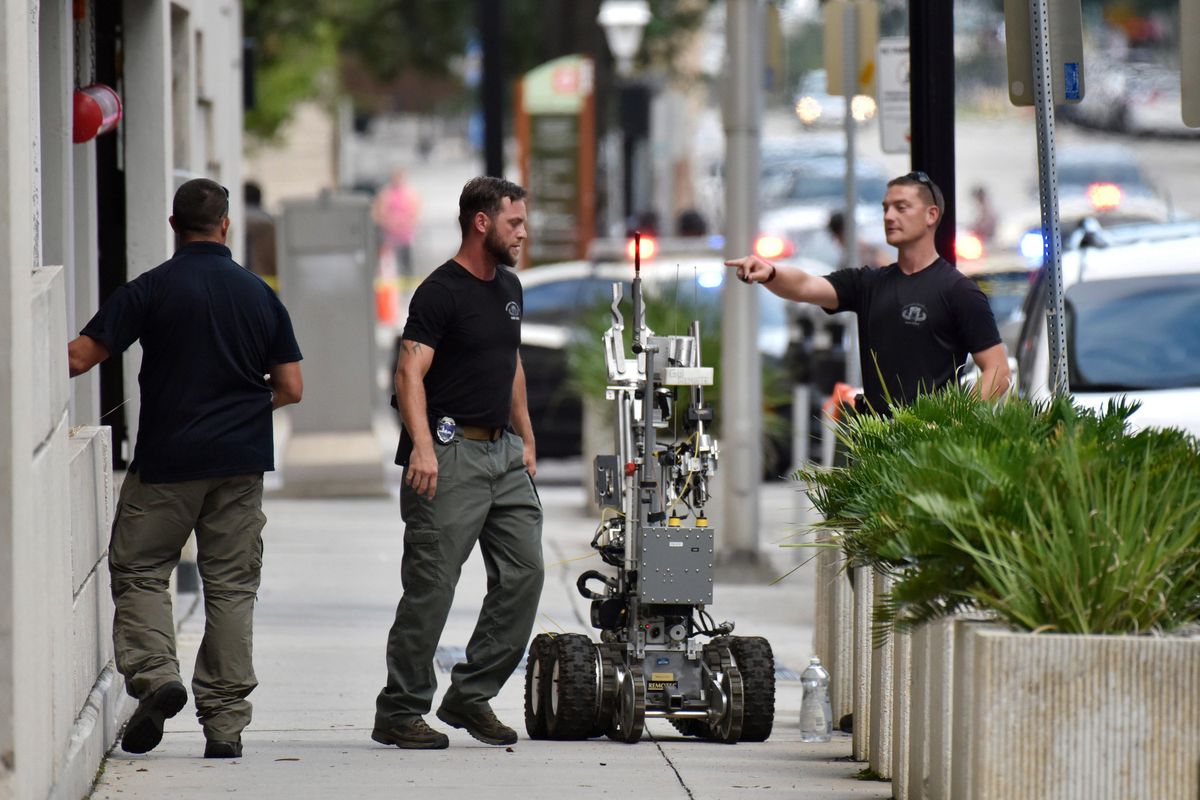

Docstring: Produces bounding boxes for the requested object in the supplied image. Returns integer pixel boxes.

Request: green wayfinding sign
[517,55,596,266]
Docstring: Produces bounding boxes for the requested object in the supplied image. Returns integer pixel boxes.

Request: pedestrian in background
[969,184,998,243]
[67,178,304,759]
[243,181,278,290]
[826,210,889,269]
[372,167,422,283]
[373,176,542,750]
[728,171,1010,414]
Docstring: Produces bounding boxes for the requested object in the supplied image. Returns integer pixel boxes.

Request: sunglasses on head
[905,171,935,192]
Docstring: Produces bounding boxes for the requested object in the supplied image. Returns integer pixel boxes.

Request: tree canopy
[243,0,717,139]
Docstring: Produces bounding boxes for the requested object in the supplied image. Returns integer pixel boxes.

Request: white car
[757,158,893,267]
[793,69,876,129]
[1014,221,1200,437]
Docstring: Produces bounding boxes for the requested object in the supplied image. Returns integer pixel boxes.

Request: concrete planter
[956,625,1200,800]
[869,571,896,778]
[812,530,854,725]
[851,566,874,760]
[890,628,913,796]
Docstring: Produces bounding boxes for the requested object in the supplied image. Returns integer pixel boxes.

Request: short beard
[485,227,517,267]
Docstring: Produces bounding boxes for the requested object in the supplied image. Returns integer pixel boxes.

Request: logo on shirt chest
[900,303,928,326]
[505,301,521,321]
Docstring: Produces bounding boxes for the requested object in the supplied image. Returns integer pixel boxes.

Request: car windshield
[523,276,627,323]
[521,266,788,341]
[782,172,885,205]
[1057,161,1146,189]
[1066,274,1200,391]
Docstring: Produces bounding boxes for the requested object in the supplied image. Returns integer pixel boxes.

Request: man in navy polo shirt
[68,178,303,759]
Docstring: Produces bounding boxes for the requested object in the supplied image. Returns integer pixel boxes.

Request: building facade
[0,2,244,797]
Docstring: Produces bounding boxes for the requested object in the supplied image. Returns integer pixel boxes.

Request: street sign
[824,0,879,97]
[1004,0,1085,106]
[516,55,597,265]
[877,37,910,154]
[1184,0,1200,127]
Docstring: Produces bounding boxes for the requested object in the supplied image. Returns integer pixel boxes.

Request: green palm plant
[800,386,1200,638]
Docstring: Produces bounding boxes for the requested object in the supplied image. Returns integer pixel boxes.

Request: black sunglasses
[905,171,935,191]
[903,171,941,208]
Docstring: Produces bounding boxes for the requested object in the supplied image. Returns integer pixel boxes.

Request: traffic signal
[1004,0,1085,106]
[824,0,879,98]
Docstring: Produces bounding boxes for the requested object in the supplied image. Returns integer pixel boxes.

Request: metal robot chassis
[523,236,776,744]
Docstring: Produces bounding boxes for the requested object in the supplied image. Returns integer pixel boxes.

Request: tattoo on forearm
[401,341,424,356]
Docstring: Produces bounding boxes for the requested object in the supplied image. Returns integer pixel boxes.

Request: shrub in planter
[800,388,1200,637]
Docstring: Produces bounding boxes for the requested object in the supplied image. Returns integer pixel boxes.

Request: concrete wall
[121,0,244,450]
[4,269,127,800]
[0,5,37,797]
[1,1,244,797]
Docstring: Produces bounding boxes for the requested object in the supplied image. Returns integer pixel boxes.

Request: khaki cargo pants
[375,431,544,727]
[109,470,266,741]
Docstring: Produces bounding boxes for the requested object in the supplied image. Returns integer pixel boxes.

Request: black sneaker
[371,717,450,750]
[121,681,188,754]
[436,705,518,746]
[204,738,243,758]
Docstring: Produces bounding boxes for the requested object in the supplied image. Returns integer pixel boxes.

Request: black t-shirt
[397,260,523,459]
[81,242,302,483]
[824,258,1000,414]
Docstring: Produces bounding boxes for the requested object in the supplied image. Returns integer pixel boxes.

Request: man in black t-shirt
[68,179,303,759]
[727,172,1011,413]
[372,177,543,751]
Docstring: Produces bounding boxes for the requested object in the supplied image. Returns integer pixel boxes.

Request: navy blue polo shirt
[81,241,302,482]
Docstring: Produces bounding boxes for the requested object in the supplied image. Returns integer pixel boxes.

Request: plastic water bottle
[799,656,832,742]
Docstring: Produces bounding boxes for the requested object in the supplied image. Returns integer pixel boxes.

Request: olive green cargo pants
[375,431,544,726]
[108,470,266,741]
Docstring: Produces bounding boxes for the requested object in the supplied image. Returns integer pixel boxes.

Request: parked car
[957,250,1038,353]
[1049,145,1166,211]
[696,134,847,233]
[1014,220,1200,437]
[517,238,835,471]
[757,157,892,265]
[793,69,877,129]
[1063,62,1199,138]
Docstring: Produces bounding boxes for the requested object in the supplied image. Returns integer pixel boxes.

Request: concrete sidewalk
[91,470,892,800]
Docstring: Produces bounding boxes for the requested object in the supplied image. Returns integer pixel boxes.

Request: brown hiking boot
[436,704,518,746]
[371,717,450,750]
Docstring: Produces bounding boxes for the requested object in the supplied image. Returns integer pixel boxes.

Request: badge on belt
[435,416,456,444]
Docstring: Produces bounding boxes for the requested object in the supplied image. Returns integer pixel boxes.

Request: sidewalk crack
[647,729,696,800]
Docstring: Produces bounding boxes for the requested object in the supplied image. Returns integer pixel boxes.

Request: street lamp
[598,1,653,234]
[598,0,651,76]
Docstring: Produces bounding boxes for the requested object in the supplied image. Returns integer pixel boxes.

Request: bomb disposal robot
[524,235,776,743]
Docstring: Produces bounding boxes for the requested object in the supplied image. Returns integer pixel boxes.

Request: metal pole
[720,0,763,560]
[1030,0,1067,396]
[908,0,956,263]
[841,1,862,387]
[480,0,505,177]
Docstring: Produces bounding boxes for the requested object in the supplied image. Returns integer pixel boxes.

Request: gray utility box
[276,192,385,496]
[278,192,377,435]
[639,528,715,605]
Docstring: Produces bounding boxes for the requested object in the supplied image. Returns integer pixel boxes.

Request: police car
[1014,219,1200,438]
